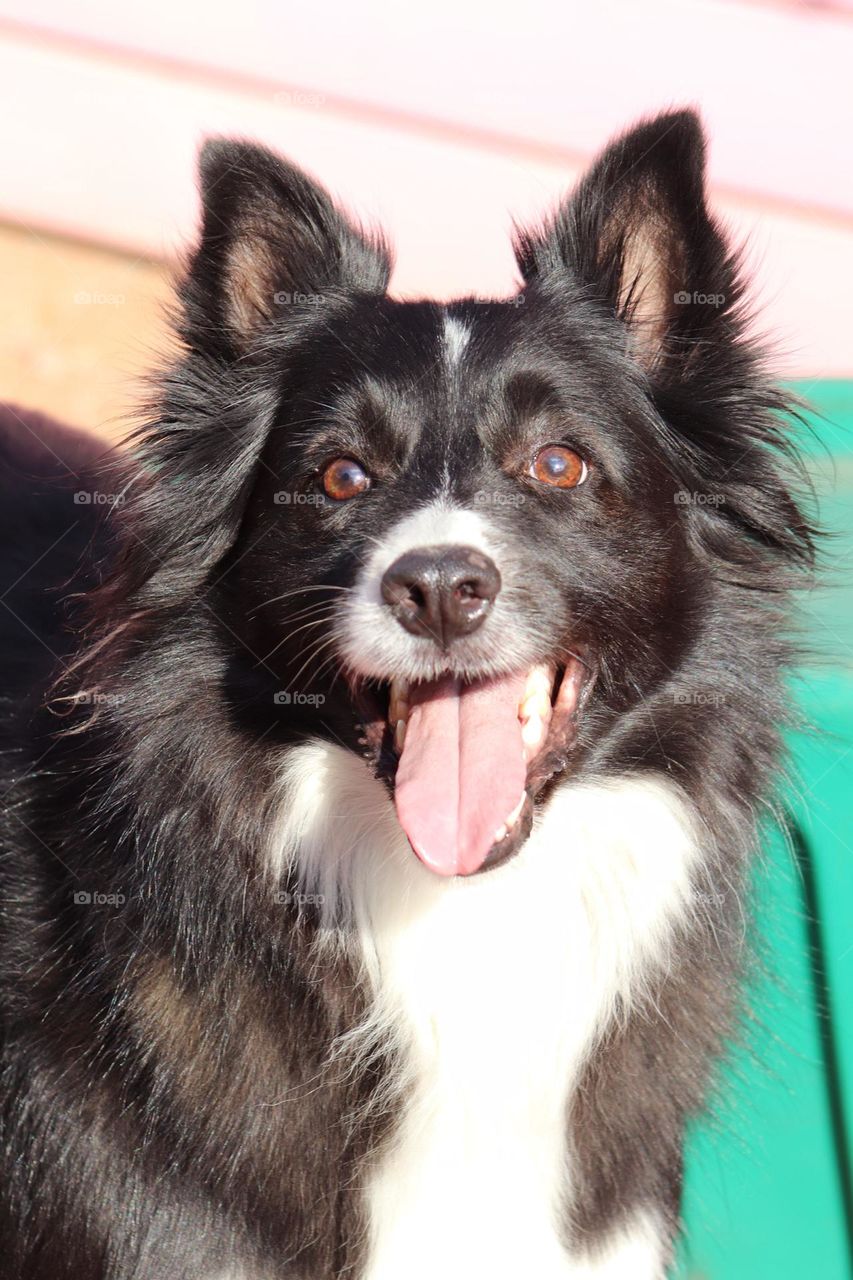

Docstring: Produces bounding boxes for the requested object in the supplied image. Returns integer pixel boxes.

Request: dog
[0,110,813,1279]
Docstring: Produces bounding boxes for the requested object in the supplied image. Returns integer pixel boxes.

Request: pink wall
[0,0,851,376]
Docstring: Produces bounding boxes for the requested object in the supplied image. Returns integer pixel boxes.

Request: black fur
[0,111,813,1277]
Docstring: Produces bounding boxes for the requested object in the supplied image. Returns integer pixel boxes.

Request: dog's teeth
[522,716,540,752]
[520,692,551,723]
[519,664,554,719]
[517,716,545,762]
[390,698,409,726]
[394,719,407,754]
[505,791,526,829]
[525,663,552,695]
[389,678,410,727]
[390,677,409,703]
[492,793,526,848]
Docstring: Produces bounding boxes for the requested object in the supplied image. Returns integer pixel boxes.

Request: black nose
[381,545,501,647]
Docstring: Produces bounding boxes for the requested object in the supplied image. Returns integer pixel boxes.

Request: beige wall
[0,223,169,442]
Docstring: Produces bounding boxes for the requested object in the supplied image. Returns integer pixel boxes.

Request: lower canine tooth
[493,825,507,843]
[506,791,526,828]
[394,719,407,753]
[389,679,410,726]
[390,697,408,724]
[389,680,409,732]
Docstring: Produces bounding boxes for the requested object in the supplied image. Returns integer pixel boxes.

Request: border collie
[0,111,813,1279]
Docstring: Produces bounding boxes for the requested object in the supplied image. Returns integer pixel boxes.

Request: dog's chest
[277,746,697,1279]
[347,778,697,1279]
[359,866,584,1279]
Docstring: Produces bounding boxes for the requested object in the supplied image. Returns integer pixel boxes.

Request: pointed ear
[181,139,392,355]
[514,111,733,374]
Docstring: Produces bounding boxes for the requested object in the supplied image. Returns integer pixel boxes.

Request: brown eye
[321,457,370,501]
[529,443,587,489]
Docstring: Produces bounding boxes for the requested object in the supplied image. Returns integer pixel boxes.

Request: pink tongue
[394,672,528,877]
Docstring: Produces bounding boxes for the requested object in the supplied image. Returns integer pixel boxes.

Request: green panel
[676,381,853,1278]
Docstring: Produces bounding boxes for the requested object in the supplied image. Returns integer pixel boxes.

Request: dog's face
[148,112,801,876]
[230,291,696,875]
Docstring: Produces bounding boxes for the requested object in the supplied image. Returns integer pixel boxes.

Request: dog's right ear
[514,111,732,378]
[181,139,392,357]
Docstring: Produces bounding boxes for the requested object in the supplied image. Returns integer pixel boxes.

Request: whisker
[249,584,353,616]
[285,636,341,693]
[260,614,333,665]
[277,601,340,627]
[558,644,594,672]
[308,650,345,689]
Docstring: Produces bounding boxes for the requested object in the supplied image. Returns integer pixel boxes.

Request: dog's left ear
[182,139,392,357]
[515,110,732,375]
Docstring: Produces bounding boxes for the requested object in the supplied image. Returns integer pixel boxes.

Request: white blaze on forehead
[443,315,471,366]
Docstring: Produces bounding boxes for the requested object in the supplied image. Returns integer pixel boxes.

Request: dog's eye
[321,457,371,501]
[529,444,587,489]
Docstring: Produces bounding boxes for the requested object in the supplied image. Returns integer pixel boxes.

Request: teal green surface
[676,382,853,1278]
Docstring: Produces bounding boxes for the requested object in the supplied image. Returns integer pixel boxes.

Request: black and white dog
[0,111,813,1279]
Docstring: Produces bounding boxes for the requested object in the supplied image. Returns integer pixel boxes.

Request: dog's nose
[381,545,501,647]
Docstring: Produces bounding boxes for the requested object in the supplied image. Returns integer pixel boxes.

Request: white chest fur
[274,744,698,1279]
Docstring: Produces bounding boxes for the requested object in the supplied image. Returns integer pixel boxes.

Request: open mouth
[355,657,590,877]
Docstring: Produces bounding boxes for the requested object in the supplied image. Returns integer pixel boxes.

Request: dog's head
[104,111,811,877]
